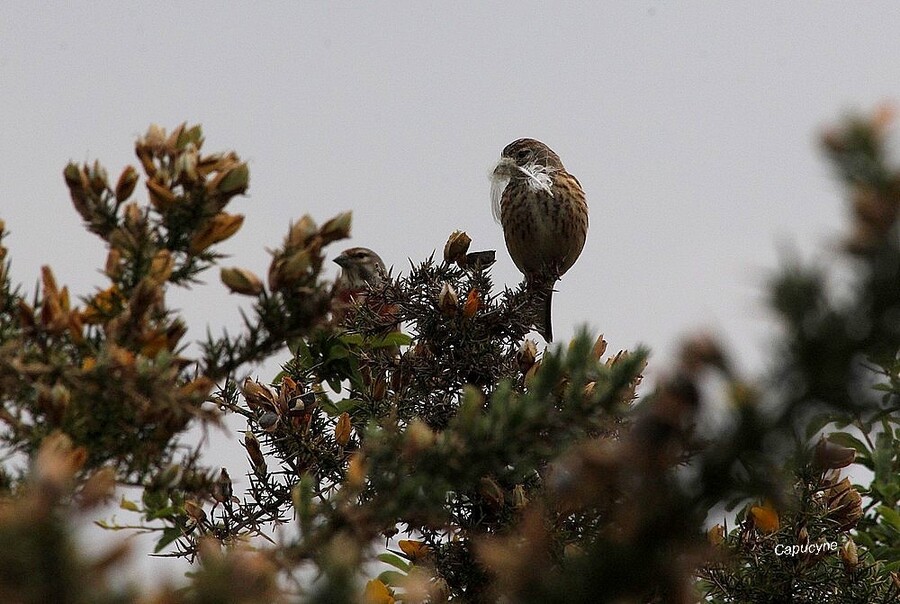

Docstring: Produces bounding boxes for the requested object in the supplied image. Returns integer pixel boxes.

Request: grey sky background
[3,1,900,586]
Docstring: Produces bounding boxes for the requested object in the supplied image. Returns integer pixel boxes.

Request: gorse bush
[1,111,900,603]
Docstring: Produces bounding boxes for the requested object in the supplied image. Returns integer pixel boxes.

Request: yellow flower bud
[708,524,725,546]
[749,501,779,533]
[463,288,480,319]
[398,539,430,562]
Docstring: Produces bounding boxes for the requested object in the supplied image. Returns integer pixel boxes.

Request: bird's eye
[516,149,532,161]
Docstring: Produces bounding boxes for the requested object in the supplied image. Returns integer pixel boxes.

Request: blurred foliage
[1,111,900,602]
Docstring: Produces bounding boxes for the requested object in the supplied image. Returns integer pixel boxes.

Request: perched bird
[331,247,387,324]
[491,138,588,341]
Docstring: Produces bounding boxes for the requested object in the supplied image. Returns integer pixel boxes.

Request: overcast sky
[4,1,900,586]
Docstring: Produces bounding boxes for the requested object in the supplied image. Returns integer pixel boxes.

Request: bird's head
[333,247,386,289]
[490,138,564,221]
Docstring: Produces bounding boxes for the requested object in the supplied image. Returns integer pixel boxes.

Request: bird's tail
[528,280,555,342]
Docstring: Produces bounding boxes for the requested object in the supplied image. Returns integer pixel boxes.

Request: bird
[490,138,588,341]
[331,247,386,323]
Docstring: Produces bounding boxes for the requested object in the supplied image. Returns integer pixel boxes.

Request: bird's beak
[333,253,349,268]
[492,156,516,178]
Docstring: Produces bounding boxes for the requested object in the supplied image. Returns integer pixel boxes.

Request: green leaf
[339,333,364,347]
[326,375,342,393]
[154,526,183,553]
[804,413,840,440]
[328,342,351,361]
[873,431,894,481]
[334,398,364,414]
[142,488,169,514]
[290,337,312,365]
[293,473,316,535]
[377,553,411,572]
[369,332,412,348]
[876,505,900,532]
[217,163,249,195]
[377,570,408,587]
[827,432,870,455]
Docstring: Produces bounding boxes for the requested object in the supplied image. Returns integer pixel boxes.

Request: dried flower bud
[114,165,139,202]
[592,334,608,360]
[479,477,505,510]
[438,282,458,315]
[146,178,178,212]
[319,212,353,244]
[164,123,186,151]
[89,161,109,196]
[241,378,275,411]
[524,360,541,387]
[278,248,313,283]
[78,467,116,509]
[820,127,847,153]
[443,230,471,265]
[244,430,266,476]
[813,437,856,471]
[63,162,87,204]
[288,215,318,248]
[189,213,244,254]
[17,299,34,329]
[104,248,123,279]
[221,267,264,296]
[184,500,207,522]
[123,202,144,232]
[176,144,200,183]
[211,468,233,504]
[840,538,858,572]
[370,376,388,401]
[35,432,87,491]
[830,486,863,531]
[335,412,352,447]
[403,419,435,457]
[517,339,538,373]
[464,250,496,270]
[149,250,174,285]
[582,381,596,399]
[463,288,480,318]
[512,484,528,510]
[143,124,166,150]
[208,162,249,197]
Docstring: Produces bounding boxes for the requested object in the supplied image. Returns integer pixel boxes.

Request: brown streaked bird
[491,138,588,341]
[331,247,387,324]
